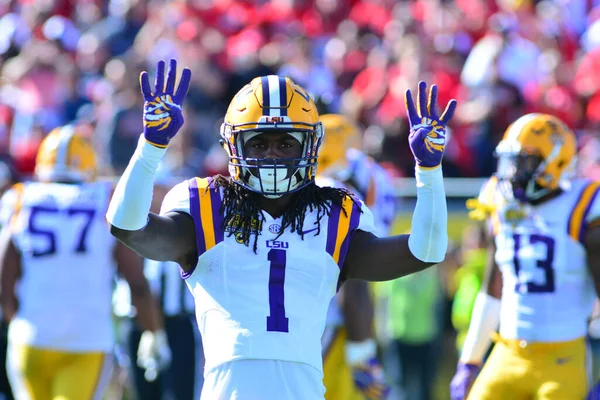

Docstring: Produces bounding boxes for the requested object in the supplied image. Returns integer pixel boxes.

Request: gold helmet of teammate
[318,114,361,179]
[495,113,576,203]
[35,125,98,182]
[220,75,323,198]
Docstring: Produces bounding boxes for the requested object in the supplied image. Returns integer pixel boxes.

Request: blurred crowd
[2,0,600,182]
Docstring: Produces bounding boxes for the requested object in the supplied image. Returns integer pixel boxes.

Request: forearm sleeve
[106,135,167,230]
[408,166,448,263]
[459,292,501,364]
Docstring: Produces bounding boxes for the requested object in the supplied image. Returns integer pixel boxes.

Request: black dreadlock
[212,175,356,253]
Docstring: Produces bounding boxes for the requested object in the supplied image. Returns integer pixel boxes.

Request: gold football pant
[468,335,589,400]
[323,327,366,400]
[6,342,113,400]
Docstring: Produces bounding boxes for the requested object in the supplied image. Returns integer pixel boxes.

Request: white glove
[137,329,172,381]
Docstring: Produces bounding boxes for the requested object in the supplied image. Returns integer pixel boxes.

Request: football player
[0,126,169,400]
[450,113,600,399]
[317,115,394,400]
[106,59,456,399]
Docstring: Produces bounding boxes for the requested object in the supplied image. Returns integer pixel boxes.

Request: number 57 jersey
[160,178,377,375]
[482,177,600,342]
[2,181,116,352]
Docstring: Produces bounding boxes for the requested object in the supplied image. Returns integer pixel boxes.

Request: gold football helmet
[318,114,361,179]
[220,75,323,197]
[35,125,98,182]
[495,113,576,203]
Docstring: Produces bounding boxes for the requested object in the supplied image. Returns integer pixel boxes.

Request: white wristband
[106,135,167,230]
[459,292,501,364]
[345,338,377,366]
[408,166,448,263]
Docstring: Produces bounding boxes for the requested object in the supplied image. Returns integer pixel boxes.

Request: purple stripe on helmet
[326,202,342,259]
[278,76,287,116]
[183,178,204,279]
[261,76,270,115]
[338,198,361,269]
[579,184,600,242]
[208,178,225,244]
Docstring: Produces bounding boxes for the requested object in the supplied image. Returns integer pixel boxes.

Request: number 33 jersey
[160,177,377,375]
[480,177,600,342]
[1,181,116,351]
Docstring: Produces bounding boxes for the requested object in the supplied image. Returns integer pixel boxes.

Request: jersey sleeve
[0,183,23,229]
[357,199,378,236]
[585,182,600,224]
[477,176,498,205]
[160,180,191,215]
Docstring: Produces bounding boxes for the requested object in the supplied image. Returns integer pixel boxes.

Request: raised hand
[140,59,192,148]
[405,81,457,169]
[450,362,481,400]
[352,358,390,400]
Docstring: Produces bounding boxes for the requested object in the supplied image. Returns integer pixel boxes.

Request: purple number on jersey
[267,248,289,332]
[28,206,59,257]
[513,233,556,293]
[27,206,97,257]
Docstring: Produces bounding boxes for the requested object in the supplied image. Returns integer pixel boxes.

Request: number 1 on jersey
[267,249,289,332]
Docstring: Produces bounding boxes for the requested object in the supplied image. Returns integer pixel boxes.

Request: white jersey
[160,177,377,375]
[480,177,599,342]
[4,181,117,352]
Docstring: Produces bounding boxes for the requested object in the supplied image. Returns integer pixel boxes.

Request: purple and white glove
[352,358,390,400]
[140,59,191,148]
[405,81,457,169]
[588,381,600,400]
[450,362,481,400]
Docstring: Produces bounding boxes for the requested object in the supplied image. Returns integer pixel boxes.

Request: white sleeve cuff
[106,135,167,231]
[408,166,448,263]
[459,292,501,364]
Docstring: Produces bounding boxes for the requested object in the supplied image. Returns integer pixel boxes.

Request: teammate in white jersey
[450,113,600,400]
[317,115,395,400]
[0,126,169,400]
[106,59,456,399]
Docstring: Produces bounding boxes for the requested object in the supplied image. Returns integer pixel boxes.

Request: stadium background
[2,0,600,399]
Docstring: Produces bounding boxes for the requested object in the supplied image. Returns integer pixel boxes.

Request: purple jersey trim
[182,177,224,279]
[326,202,342,260]
[337,198,362,270]
[580,184,600,242]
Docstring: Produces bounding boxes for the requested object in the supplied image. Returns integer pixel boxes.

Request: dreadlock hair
[212,175,357,253]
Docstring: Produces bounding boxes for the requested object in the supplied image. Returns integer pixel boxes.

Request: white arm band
[106,135,167,230]
[345,338,377,366]
[408,166,448,263]
[459,292,501,364]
